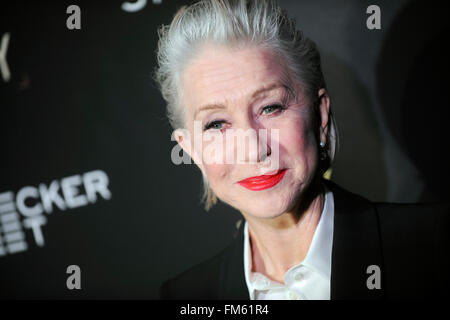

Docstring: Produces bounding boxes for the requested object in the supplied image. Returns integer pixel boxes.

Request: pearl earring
[319,140,327,160]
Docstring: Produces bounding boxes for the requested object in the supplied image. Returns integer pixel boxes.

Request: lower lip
[238,169,287,191]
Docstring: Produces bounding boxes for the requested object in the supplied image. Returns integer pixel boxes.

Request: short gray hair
[154,0,338,210]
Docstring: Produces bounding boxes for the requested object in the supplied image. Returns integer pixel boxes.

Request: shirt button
[287,291,299,300]
[294,273,303,281]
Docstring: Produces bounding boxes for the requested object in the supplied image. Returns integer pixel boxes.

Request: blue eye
[261,104,285,115]
[204,120,225,131]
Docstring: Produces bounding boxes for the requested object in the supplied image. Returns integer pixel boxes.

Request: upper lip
[238,169,286,183]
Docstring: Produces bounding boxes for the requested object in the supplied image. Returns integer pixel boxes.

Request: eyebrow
[193,83,286,119]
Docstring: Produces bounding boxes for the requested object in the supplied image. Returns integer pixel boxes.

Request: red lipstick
[237,169,287,191]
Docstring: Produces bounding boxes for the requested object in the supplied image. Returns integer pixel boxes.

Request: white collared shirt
[243,188,335,300]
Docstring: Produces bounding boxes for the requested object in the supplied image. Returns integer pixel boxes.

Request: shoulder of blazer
[160,222,249,300]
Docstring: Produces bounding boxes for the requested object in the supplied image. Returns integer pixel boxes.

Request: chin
[235,193,296,219]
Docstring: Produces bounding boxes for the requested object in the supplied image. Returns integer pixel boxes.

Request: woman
[154,0,449,300]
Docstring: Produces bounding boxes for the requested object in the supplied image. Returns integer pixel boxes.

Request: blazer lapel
[218,220,250,299]
[326,180,385,300]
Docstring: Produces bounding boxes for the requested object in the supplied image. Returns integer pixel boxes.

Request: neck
[243,181,324,283]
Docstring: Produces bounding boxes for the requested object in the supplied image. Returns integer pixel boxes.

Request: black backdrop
[1,0,449,299]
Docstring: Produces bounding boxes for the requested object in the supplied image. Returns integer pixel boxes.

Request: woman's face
[177,44,329,219]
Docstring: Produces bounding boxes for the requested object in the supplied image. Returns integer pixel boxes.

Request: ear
[174,128,206,175]
[317,88,330,144]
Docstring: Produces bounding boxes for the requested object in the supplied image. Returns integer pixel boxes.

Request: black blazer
[161,181,450,299]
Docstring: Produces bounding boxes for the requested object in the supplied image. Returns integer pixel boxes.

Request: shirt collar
[243,186,335,297]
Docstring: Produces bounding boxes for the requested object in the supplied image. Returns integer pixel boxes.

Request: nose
[231,118,272,164]
[250,128,272,163]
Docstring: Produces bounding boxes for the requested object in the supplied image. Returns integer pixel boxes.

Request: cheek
[275,118,319,180]
[204,163,230,187]
[278,116,317,156]
[202,133,226,164]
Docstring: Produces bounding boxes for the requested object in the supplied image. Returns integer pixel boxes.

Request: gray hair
[154,0,338,210]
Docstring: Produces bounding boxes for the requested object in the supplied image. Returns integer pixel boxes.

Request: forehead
[181,44,292,113]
